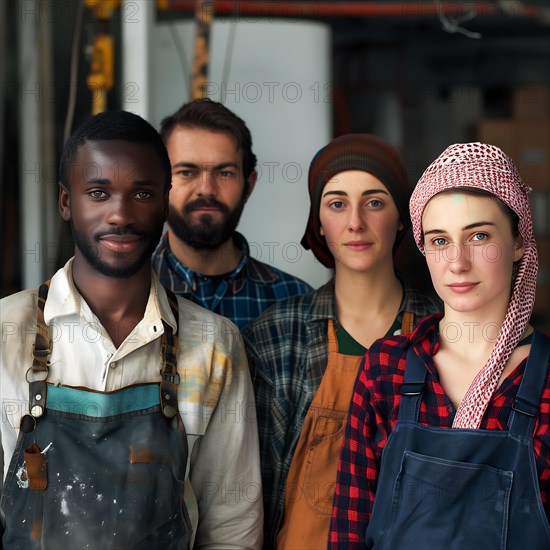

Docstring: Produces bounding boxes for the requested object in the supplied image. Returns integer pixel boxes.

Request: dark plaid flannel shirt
[241,280,442,548]
[152,232,312,330]
[329,313,550,548]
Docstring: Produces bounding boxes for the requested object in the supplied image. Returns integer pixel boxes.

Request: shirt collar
[232,232,279,289]
[396,273,416,316]
[163,231,279,292]
[306,277,432,329]
[43,258,82,323]
[44,257,177,333]
[410,312,443,358]
[308,279,338,321]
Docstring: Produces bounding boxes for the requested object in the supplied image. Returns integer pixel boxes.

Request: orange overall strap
[277,320,362,549]
[400,310,415,335]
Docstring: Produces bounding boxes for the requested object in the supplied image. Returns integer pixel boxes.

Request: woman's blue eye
[472,233,488,242]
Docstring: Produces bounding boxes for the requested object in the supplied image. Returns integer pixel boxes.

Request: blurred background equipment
[190,0,215,99]
[1,0,549,329]
[84,0,121,114]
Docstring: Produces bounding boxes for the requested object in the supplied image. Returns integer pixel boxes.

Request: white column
[150,20,333,287]
[121,0,154,118]
[18,0,44,288]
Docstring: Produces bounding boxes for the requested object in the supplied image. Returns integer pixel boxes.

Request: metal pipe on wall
[167,1,545,20]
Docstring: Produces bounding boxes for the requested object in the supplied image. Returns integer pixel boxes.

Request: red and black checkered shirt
[329,313,550,548]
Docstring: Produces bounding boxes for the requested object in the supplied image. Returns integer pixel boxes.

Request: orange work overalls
[277,314,414,549]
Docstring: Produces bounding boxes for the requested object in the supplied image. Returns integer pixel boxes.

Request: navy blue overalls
[365,331,550,549]
[0,282,192,549]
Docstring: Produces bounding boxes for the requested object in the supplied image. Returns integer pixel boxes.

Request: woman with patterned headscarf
[241,134,441,549]
[330,143,550,549]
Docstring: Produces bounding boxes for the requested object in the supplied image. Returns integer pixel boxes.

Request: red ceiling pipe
[167,1,543,19]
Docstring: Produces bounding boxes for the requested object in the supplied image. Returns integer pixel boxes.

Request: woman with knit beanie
[241,134,440,549]
[330,143,550,549]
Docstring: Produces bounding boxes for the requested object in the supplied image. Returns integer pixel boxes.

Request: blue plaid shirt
[152,232,312,329]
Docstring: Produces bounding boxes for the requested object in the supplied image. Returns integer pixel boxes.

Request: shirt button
[110,362,117,369]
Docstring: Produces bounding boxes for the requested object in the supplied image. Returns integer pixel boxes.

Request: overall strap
[29,282,182,420]
[28,281,52,418]
[400,311,415,335]
[159,288,180,419]
[398,344,427,423]
[508,331,550,437]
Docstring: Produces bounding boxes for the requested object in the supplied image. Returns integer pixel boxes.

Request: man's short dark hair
[160,99,257,181]
[59,110,172,192]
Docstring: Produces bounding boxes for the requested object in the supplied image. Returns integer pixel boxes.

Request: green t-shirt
[336,317,402,356]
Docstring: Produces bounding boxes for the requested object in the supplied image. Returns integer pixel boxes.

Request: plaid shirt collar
[306,276,430,328]
[305,278,338,322]
[410,312,444,373]
[160,231,278,294]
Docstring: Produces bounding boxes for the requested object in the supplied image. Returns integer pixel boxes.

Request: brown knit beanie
[300,134,411,268]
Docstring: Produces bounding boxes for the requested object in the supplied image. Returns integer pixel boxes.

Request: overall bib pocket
[302,410,348,514]
[383,450,512,550]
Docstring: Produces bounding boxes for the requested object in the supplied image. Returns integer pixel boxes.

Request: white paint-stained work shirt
[0,259,263,549]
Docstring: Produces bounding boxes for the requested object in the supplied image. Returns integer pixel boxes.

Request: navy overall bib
[365,331,550,549]
[0,282,192,549]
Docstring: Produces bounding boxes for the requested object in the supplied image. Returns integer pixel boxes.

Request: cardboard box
[517,121,550,190]
[477,120,518,161]
[514,86,550,121]
[477,119,550,190]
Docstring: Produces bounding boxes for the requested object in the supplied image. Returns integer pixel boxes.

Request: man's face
[59,140,168,278]
[165,126,256,250]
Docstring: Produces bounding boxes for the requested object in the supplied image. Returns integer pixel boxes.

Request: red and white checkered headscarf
[410,142,538,429]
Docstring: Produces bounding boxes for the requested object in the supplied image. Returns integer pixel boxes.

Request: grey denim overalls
[1,281,192,549]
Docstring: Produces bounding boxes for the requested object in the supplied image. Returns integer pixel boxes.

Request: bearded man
[152,99,311,329]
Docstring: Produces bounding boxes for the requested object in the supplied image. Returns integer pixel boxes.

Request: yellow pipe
[87,33,114,115]
[84,0,121,19]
